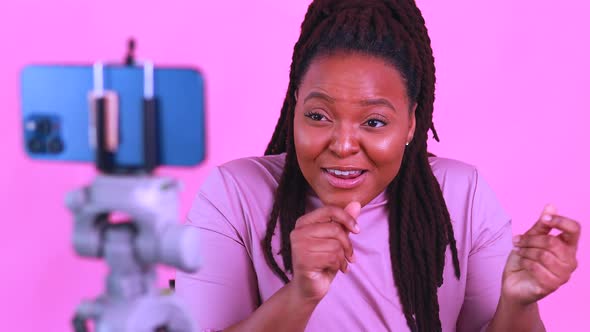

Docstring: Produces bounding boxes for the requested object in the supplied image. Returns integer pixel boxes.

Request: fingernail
[354,223,361,233]
[542,214,552,223]
[350,253,356,263]
[512,235,521,244]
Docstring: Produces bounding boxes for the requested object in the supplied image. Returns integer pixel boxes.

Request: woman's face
[294,52,416,208]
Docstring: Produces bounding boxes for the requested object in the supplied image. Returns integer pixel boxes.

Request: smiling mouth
[322,168,367,179]
[321,168,368,189]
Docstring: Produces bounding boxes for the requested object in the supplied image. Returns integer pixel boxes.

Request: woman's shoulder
[216,153,285,185]
[428,155,511,238]
[428,155,505,207]
[429,155,480,184]
[184,154,287,256]
[198,153,285,205]
[192,153,286,233]
[428,155,491,200]
[428,155,488,211]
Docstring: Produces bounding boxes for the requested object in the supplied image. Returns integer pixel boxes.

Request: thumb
[344,201,361,219]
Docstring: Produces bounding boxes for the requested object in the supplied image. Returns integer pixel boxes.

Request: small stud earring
[405,142,409,146]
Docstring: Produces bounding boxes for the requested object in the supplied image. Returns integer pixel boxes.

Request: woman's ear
[407,103,417,144]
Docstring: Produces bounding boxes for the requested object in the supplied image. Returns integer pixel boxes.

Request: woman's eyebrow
[358,98,397,113]
[303,92,398,113]
[303,91,335,104]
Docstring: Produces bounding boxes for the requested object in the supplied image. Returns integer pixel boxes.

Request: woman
[175,0,581,331]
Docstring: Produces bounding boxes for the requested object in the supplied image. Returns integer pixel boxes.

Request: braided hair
[262,1,460,330]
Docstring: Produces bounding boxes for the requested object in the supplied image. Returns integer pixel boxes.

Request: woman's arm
[175,167,263,330]
[486,294,545,332]
[455,169,517,331]
[174,207,261,330]
[224,282,318,332]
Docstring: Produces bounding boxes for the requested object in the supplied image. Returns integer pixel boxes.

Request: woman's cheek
[295,125,330,156]
[362,132,403,158]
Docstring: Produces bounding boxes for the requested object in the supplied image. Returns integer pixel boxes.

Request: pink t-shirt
[175,153,513,332]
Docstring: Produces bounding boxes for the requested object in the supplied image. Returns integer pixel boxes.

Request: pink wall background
[0,0,588,330]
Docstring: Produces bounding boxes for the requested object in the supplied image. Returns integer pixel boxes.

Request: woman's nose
[329,123,360,158]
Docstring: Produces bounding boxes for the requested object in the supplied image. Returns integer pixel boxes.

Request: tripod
[66,47,201,332]
[67,175,200,332]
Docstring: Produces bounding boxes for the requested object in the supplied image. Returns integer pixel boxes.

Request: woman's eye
[304,112,327,121]
[366,119,386,128]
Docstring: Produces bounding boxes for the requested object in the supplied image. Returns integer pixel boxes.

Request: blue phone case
[20,64,206,168]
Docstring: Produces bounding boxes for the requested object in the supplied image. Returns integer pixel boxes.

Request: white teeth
[327,169,362,176]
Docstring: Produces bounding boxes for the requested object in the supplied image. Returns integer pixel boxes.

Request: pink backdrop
[0,0,588,330]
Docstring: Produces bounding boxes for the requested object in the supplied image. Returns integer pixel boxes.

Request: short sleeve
[456,170,513,332]
[175,167,259,331]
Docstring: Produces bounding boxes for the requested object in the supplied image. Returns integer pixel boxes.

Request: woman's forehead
[298,52,409,102]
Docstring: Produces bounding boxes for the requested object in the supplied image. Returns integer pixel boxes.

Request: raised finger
[542,215,581,247]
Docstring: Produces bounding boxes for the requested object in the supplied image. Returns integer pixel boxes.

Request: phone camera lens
[47,137,64,154]
[36,119,52,135]
[28,138,45,153]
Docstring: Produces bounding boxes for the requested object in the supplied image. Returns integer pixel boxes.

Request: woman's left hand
[502,204,581,305]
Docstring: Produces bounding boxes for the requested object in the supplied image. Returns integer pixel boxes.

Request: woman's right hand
[289,201,361,303]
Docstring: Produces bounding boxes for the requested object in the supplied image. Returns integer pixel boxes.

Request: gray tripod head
[66,174,200,332]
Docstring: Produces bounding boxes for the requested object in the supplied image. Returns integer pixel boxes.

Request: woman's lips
[322,168,367,189]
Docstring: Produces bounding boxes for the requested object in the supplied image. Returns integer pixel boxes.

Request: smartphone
[20,64,206,169]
